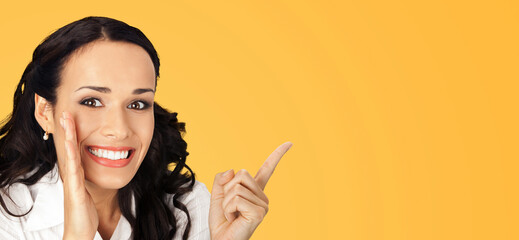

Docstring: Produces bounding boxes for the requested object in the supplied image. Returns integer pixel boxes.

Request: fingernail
[223,169,233,177]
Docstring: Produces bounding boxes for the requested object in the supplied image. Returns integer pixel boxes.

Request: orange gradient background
[1,1,518,239]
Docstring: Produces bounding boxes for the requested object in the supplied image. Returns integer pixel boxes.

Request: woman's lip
[87,145,135,151]
[84,145,136,168]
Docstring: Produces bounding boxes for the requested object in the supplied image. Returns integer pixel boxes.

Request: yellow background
[1,0,518,239]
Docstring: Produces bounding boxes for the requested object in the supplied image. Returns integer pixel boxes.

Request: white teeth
[88,147,131,160]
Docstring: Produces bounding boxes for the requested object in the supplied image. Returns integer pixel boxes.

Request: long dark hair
[0,16,195,240]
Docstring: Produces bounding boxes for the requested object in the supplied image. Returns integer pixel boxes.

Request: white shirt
[0,164,211,240]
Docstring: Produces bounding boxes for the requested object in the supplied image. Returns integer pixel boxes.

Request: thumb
[210,169,235,224]
[211,169,234,200]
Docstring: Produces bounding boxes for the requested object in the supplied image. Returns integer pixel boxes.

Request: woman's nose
[100,107,130,140]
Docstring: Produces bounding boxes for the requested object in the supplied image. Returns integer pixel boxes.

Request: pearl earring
[43,131,49,140]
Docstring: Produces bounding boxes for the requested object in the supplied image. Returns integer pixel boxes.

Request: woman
[0,16,292,240]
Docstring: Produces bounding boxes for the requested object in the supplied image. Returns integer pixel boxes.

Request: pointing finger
[62,112,84,191]
[255,142,292,190]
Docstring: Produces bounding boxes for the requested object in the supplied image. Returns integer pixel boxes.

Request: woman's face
[51,40,156,190]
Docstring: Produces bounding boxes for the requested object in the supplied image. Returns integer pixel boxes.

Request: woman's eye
[128,101,148,110]
[80,98,102,107]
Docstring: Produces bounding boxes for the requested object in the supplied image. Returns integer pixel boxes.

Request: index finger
[62,112,81,176]
[63,112,78,142]
[255,142,293,190]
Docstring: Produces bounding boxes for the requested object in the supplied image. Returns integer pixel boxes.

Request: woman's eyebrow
[75,86,110,93]
[132,88,155,94]
[75,86,155,94]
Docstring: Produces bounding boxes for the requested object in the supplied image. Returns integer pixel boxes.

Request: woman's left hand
[209,142,292,240]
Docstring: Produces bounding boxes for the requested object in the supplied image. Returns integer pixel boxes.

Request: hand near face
[60,112,98,240]
[209,142,293,240]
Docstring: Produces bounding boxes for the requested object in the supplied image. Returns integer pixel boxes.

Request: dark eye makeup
[79,97,151,110]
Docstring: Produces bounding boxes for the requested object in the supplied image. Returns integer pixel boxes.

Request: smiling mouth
[87,146,134,160]
[85,145,136,168]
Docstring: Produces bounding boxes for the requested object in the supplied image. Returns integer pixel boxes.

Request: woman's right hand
[61,112,99,240]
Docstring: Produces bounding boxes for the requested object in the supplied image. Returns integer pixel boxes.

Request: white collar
[24,164,64,231]
[23,164,134,239]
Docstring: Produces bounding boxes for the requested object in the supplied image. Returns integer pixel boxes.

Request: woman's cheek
[73,111,100,141]
[133,112,154,148]
[126,111,153,165]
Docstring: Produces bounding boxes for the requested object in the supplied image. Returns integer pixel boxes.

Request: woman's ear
[34,93,55,134]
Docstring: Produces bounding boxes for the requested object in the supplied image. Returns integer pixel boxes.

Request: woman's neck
[57,164,121,239]
[85,179,121,240]
[84,180,120,221]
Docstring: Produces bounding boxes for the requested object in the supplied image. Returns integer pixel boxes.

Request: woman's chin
[84,174,131,190]
[82,162,137,190]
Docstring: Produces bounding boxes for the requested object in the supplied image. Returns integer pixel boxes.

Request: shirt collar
[25,163,64,231]
[24,164,136,237]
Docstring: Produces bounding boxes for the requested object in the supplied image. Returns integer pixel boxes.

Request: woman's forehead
[60,40,156,90]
